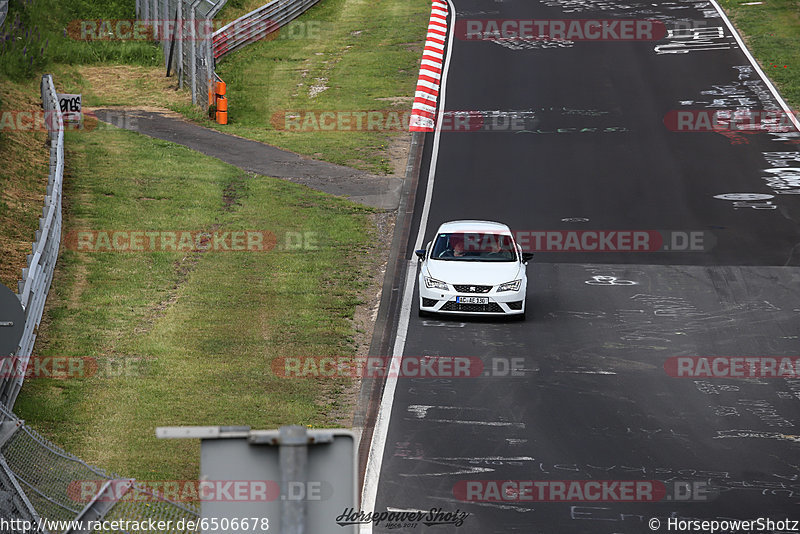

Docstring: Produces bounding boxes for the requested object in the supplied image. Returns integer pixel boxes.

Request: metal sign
[0,284,24,357]
[157,425,357,534]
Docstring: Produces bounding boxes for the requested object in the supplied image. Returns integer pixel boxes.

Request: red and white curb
[409,0,449,132]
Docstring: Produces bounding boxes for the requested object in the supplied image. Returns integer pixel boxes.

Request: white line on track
[359,0,457,530]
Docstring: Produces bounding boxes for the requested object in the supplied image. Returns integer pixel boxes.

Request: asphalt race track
[367,0,800,532]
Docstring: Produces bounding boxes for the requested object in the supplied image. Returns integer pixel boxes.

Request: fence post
[178,0,184,88]
[190,0,198,104]
[206,17,214,108]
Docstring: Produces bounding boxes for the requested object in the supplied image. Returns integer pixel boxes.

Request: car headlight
[424,276,449,290]
[497,279,522,292]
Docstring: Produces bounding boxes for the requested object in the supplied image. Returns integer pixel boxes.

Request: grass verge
[41,0,431,174]
[208,0,429,173]
[13,122,376,481]
[718,0,800,109]
[0,0,161,81]
[0,77,49,288]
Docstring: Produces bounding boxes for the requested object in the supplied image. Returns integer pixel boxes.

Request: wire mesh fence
[0,427,45,533]
[135,0,323,106]
[0,403,200,533]
[0,0,8,28]
[2,409,115,524]
[135,0,227,106]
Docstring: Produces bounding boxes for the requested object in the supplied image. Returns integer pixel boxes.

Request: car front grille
[507,300,524,310]
[441,301,504,313]
[452,284,492,293]
[422,298,438,308]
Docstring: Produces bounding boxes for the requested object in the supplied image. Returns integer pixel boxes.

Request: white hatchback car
[416,220,533,319]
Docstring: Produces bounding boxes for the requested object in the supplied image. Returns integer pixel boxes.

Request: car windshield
[430,232,517,262]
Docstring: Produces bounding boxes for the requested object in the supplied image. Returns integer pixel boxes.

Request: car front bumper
[418,278,526,315]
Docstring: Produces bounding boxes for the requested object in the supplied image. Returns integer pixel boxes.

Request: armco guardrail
[0,75,201,533]
[135,0,322,108]
[212,0,321,61]
[0,74,64,412]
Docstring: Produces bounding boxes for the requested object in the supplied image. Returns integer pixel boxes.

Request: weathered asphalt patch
[92,108,402,210]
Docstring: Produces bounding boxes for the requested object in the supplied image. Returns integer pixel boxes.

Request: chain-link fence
[0,419,44,533]
[0,404,200,533]
[135,0,227,106]
[135,0,324,107]
[0,0,8,29]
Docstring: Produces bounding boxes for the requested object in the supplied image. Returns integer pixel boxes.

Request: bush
[1,0,162,81]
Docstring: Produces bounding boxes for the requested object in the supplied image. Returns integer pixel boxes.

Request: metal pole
[204,17,209,104]
[152,0,158,32]
[190,0,198,104]
[178,1,184,88]
[162,0,169,65]
[166,5,178,77]
[279,426,307,534]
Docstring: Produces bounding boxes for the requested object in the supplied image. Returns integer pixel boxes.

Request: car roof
[435,220,512,234]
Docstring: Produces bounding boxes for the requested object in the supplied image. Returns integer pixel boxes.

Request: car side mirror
[415,249,426,261]
[521,252,534,263]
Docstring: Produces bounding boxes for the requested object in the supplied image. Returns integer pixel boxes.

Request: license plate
[456,296,488,304]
